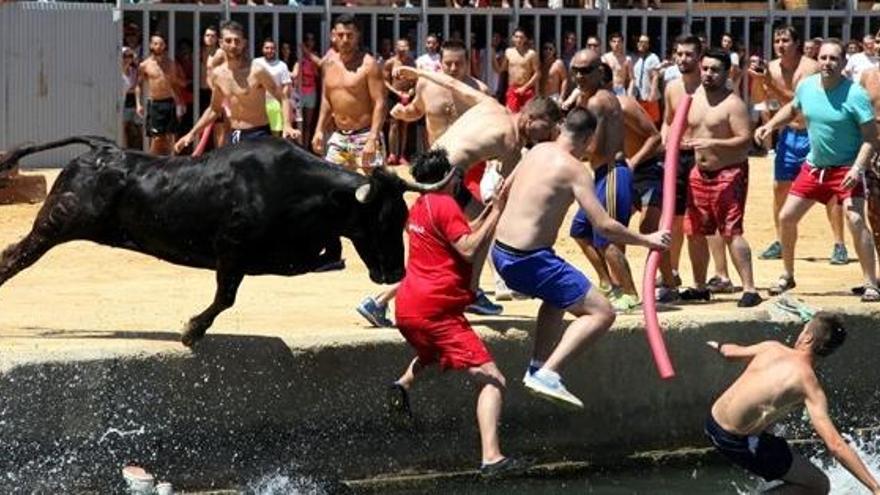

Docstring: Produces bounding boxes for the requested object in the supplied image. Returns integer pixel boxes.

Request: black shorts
[633,156,663,210]
[228,124,272,144]
[704,414,793,482]
[676,150,696,216]
[146,98,178,137]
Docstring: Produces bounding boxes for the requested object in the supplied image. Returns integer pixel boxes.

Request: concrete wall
[1,309,878,492]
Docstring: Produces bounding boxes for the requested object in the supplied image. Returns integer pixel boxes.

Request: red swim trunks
[463,161,487,204]
[685,161,749,237]
[505,85,536,113]
[395,313,493,371]
[789,162,865,204]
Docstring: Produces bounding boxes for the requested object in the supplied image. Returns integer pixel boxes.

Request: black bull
[0,136,449,346]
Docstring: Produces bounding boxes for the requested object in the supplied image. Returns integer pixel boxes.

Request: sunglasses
[570,64,597,75]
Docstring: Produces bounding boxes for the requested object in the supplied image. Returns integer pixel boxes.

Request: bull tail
[0,135,117,173]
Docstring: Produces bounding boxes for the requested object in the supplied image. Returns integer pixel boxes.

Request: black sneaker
[679,287,711,301]
[737,292,763,308]
[479,456,533,479]
[386,382,412,419]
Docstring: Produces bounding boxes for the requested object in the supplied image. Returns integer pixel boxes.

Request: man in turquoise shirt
[756,39,880,302]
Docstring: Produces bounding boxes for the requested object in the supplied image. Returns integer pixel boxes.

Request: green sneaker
[611,293,641,312]
[829,243,848,265]
[759,240,782,260]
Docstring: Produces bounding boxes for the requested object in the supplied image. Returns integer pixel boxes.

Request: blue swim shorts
[704,414,793,482]
[570,160,633,249]
[491,241,591,309]
[774,127,810,182]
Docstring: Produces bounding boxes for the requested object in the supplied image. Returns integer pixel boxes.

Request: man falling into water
[706,312,880,494]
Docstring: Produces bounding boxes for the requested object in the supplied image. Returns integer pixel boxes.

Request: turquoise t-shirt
[792,73,875,168]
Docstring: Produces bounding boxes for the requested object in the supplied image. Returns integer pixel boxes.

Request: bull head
[354,168,458,204]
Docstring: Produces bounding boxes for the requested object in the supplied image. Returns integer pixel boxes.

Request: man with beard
[174,21,297,153]
[136,33,185,155]
[311,14,386,172]
[492,108,670,409]
[383,38,416,166]
[661,34,704,302]
[750,26,847,267]
[253,39,294,138]
[566,49,641,313]
[684,49,761,308]
[198,25,227,148]
[492,27,540,113]
[756,39,880,302]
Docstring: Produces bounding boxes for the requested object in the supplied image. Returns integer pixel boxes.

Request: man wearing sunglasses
[566,49,642,313]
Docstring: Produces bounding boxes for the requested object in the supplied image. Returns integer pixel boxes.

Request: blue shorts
[491,241,591,309]
[774,127,810,182]
[570,160,633,249]
[704,414,793,482]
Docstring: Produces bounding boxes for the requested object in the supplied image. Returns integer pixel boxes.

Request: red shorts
[396,313,493,371]
[463,161,487,203]
[789,162,865,204]
[638,99,661,125]
[685,162,749,237]
[505,85,536,113]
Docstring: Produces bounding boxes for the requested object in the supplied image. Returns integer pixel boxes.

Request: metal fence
[120,2,880,118]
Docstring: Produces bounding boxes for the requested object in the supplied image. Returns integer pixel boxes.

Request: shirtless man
[684,49,761,308]
[753,27,847,267]
[174,21,297,153]
[383,38,416,166]
[312,14,386,172]
[136,33,185,155]
[706,313,880,494]
[492,28,540,113]
[565,50,641,312]
[661,34,705,302]
[492,108,670,409]
[360,64,562,325]
[356,39,497,326]
[859,68,880,267]
[540,42,568,103]
[602,33,632,97]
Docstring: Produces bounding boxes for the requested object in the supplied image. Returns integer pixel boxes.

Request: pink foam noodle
[191,122,215,158]
[641,93,692,380]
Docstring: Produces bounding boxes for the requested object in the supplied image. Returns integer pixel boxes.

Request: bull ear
[355,183,376,203]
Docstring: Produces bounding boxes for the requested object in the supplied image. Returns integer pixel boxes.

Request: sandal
[387,382,412,419]
[861,284,880,302]
[768,275,796,296]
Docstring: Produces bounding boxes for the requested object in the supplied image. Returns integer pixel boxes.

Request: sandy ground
[0,158,875,367]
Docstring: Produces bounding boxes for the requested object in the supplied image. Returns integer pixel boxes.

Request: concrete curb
[1,307,878,492]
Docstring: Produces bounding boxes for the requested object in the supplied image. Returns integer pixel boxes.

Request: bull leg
[0,192,79,288]
[181,268,244,347]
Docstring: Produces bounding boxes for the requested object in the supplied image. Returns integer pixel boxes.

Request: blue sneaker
[355,297,394,328]
[830,243,848,265]
[759,240,782,260]
[523,369,583,410]
[465,289,503,316]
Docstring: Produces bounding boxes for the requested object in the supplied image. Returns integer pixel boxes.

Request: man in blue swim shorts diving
[491,107,671,409]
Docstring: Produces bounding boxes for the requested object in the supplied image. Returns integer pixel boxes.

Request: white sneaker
[523,369,584,410]
[495,277,513,301]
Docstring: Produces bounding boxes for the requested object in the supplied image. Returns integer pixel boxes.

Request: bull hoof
[181,322,207,347]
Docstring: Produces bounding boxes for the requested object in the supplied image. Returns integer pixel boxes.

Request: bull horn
[355,183,375,203]
[400,168,458,194]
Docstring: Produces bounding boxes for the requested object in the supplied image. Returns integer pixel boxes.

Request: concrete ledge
[2,307,878,492]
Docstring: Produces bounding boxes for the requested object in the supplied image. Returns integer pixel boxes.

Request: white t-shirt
[416,52,442,72]
[846,52,879,84]
[253,57,292,104]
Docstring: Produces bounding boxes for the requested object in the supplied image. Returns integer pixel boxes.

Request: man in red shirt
[389,148,527,477]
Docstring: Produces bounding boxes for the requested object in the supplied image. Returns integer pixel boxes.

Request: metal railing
[118,1,880,117]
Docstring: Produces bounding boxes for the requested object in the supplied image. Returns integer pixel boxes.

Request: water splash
[812,433,880,494]
[245,470,328,495]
